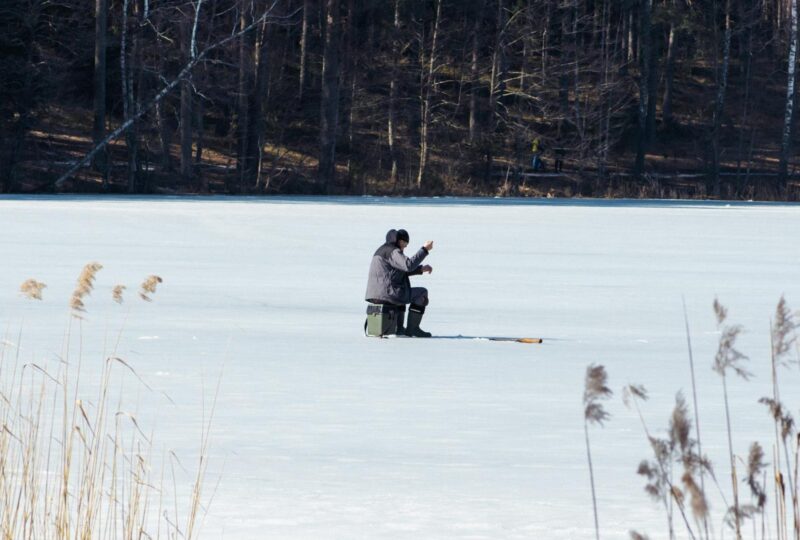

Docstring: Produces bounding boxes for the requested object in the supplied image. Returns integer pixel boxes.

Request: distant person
[531,137,544,171]
[554,145,565,173]
[365,229,434,337]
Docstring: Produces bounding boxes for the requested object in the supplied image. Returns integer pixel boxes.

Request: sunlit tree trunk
[468,0,482,144]
[93,0,109,180]
[237,4,255,191]
[736,15,755,189]
[388,0,401,186]
[245,13,270,189]
[634,0,652,178]
[298,0,310,100]
[180,19,193,183]
[121,0,140,193]
[710,0,732,198]
[319,0,341,192]
[416,0,441,190]
[662,21,676,127]
[779,0,798,189]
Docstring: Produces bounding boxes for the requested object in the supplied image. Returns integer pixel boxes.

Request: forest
[1,0,799,199]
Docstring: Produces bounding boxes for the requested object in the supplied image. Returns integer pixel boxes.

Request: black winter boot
[405,305,431,338]
[395,306,406,335]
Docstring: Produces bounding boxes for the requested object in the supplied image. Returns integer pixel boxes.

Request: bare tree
[779,0,798,189]
[634,0,653,178]
[388,0,402,187]
[319,0,342,192]
[92,0,109,180]
[298,0,311,100]
[180,10,195,184]
[468,0,484,145]
[55,1,283,189]
[710,0,732,197]
[416,0,442,190]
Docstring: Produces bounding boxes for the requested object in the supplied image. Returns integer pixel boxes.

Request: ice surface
[1,195,799,539]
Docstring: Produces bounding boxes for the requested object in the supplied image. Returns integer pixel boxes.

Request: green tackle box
[365,303,403,337]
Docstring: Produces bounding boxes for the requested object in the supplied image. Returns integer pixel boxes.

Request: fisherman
[365,229,434,337]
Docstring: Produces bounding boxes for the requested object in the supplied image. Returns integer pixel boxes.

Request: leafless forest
[1,0,800,198]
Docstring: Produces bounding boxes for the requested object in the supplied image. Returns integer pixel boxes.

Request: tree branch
[54,0,283,189]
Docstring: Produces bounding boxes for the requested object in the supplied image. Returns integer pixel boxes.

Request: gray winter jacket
[365,229,428,305]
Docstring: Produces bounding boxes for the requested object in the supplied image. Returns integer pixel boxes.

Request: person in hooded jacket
[365,229,434,337]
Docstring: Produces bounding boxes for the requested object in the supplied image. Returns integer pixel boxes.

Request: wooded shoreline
[2,0,799,200]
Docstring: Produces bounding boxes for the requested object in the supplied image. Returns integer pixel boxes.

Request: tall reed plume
[584,364,612,540]
[712,298,750,540]
[761,296,799,540]
[139,275,163,302]
[626,384,702,540]
[682,296,710,539]
[70,262,103,314]
[20,279,47,300]
[112,285,126,304]
[2,263,209,539]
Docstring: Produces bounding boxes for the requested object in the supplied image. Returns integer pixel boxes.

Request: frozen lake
[2,196,799,539]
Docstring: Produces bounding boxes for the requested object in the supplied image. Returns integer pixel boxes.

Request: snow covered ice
[2,195,800,539]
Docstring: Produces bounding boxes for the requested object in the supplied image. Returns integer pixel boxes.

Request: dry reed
[625,385,699,540]
[112,285,126,304]
[1,263,209,539]
[763,296,800,540]
[70,262,103,314]
[19,279,47,300]
[139,275,163,302]
[712,298,748,540]
[619,297,800,540]
[583,364,612,540]
[682,296,710,539]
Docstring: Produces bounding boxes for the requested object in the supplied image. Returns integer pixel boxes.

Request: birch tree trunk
[388,0,401,186]
[319,0,341,192]
[634,0,652,178]
[343,0,356,184]
[468,0,482,144]
[246,12,270,189]
[736,20,754,190]
[779,0,798,189]
[298,0,310,100]
[711,0,732,197]
[416,0,441,190]
[662,21,676,127]
[92,0,109,178]
[121,0,140,193]
[573,0,584,159]
[237,4,255,191]
[599,0,611,180]
[180,20,193,183]
[154,25,173,173]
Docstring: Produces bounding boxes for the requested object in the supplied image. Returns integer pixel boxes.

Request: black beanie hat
[396,229,410,243]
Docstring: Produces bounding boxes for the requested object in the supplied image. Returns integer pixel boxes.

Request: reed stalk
[1,266,209,539]
[584,364,612,540]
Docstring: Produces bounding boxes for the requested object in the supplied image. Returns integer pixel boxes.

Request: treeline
[1,0,799,198]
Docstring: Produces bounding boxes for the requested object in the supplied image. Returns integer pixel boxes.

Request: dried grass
[112,285,126,304]
[584,364,612,426]
[70,262,103,314]
[1,263,208,539]
[139,275,163,302]
[619,297,800,540]
[20,279,47,300]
